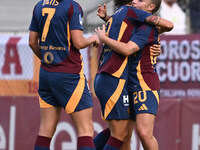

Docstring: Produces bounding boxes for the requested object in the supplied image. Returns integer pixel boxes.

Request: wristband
[101,13,107,20]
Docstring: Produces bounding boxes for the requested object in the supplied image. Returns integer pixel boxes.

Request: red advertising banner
[0,96,200,150]
[180,99,200,150]
[154,99,181,150]
[158,34,200,98]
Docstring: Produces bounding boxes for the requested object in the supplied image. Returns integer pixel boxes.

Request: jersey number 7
[42,8,56,42]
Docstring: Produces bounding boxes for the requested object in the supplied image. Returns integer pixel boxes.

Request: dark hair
[114,0,132,7]
[152,0,162,13]
[57,0,63,2]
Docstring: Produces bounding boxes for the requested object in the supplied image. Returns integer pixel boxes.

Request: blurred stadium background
[0,0,200,150]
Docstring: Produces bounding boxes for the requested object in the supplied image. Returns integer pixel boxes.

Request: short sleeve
[127,7,152,23]
[68,1,83,31]
[130,24,156,49]
[29,5,39,32]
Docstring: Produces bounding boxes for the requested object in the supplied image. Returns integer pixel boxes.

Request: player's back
[29,0,84,73]
[98,5,151,79]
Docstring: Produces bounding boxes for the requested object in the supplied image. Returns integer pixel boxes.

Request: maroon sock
[77,136,95,149]
[35,135,51,148]
[102,128,110,137]
[107,136,124,148]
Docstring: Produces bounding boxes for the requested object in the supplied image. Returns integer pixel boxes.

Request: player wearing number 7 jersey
[29,0,99,150]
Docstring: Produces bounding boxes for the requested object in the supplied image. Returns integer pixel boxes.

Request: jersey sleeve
[130,24,157,49]
[68,1,83,31]
[29,4,39,32]
[128,7,152,23]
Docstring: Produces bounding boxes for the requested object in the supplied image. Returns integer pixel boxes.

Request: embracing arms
[97,4,174,33]
[95,24,161,56]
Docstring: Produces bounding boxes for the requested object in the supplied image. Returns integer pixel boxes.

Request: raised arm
[97,3,110,22]
[145,15,174,33]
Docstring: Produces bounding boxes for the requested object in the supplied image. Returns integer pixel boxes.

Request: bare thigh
[38,107,62,137]
[107,119,129,141]
[70,107,94,137]
[136,113,155,137]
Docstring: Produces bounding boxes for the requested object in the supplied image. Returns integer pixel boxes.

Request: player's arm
[70,30,99,49]
[29,31,42,60]
[95,24,140,56]
[97,3,110,22]
[95,24,161,56]
[145,15,174,33]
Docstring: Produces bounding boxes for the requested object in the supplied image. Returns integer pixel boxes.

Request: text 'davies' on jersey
[29,0,85,74]
[97,5,151,79]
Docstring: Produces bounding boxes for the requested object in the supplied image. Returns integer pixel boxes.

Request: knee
[77,121,94,137]
[124,130,132,142]
[111,129,129,141]
[39,124,57,137]
[136,128,151,142]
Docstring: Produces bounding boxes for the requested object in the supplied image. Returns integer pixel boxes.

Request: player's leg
[34,106,62,150]
[132,90,159,150]
[135,113,158,150]
[94,73,131,149]
[61,74,95,150]
[35,68,62,150]
[120,120,135,150]
[94,128,111,150]
[94,120,135,150]
[49,71,95,150]
[70,107,95,150]
[103,119,129,150]
[120,91,136,150]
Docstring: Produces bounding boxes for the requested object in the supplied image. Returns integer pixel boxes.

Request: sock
[77,136,95,150]
[94,128,110,150]
[34,135,51,150]
[103,136,123,150]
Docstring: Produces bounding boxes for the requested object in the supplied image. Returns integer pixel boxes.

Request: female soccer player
[29,0,99,149]
[94,0,173,149]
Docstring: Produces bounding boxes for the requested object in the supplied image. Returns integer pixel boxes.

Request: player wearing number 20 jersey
[94,5,152,120]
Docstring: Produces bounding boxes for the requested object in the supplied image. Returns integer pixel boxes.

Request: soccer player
[94,0,173,150]
[28,0,99,150]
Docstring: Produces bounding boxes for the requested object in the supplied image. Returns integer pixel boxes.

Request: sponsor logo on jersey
[123,95,129,106]
[79,14,82,25]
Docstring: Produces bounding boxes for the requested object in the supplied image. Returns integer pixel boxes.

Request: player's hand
[93,34,100,48]
[150,41,161,56]
[95,24,106,41]
[97,3,107,19]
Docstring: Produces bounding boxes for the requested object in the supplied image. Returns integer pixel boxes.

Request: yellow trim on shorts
[39,96,54,108]
[152,90,160,105]
[104,79,126,119]
[65,75,85,114]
